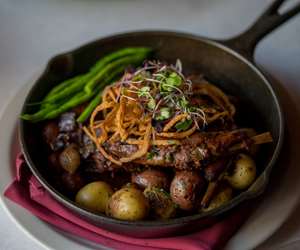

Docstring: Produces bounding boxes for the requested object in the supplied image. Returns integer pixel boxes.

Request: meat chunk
[79,134,95,159]
[132,169,169,190]
[84,152,117,174]
[170,171,206,210]
[59,112,76,132]
[134,130,249,170]
[43,121,59,146]
[105,142,138,158]
[204,158,228,181]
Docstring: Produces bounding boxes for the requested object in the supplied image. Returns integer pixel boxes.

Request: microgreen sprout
[156,107,171,120]
[175,119,193,131]
[175,59,182,73]
[147,98,156,110]
[146,151,155,160]
[166,72,182,86]
[119,59,207,130]
[137,86,151,97]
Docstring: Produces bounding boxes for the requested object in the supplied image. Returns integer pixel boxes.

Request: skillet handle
[222,0,300,59]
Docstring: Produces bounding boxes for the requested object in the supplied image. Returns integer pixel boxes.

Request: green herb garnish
[160,72,182,92]
[166,72,182,86]
[138,86,150,97]
[179,96,189,109]
[156,107,171,120]
[175,119,193,131]
[165,152,174,162]
[147,98,156,110]
[146,151,155,160]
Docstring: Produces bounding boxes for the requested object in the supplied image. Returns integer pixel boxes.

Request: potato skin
[144,187,176,219]
[226,154,256,190]
[106,187,149,221]
[131,169,169,190]
[170,171,205,211]
[75,181,113,213]
[61,172,85,193]
[202,186,233,212]
[59,144,81,174]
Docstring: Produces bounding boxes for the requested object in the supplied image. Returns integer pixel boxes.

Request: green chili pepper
[89,47,151,73]
[40,74,90,105]
[26,55,144,122]
[41,47,151,105]
[21,103,58,121]
[21,47,152,122]
[84,53,149,94]
[77,63,128,123]
[77,93,102,123]
[43,75,84,100]
[43,91,89,120]
[45,52,149,105]
[44,47,150,100]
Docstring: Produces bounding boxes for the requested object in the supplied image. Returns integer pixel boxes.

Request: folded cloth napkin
[4,154,252,250]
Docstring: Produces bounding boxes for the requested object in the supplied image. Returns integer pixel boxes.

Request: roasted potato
[48,152,62,174]
[170,171,205,211]
[144,187,176,219]
[225,154,256,190]
[61,172,85,193]
[59,144,81,174]
[75,181,113,213]
[132,169,169,190]
[202,185,233,212]
[106,187,149,221]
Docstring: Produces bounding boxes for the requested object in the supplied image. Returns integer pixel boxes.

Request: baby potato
[226,154,256,190]
[61,172,85,194]
[106,187,149,221]
[144,187,176,219]
[59,144,81,174]
[170,171,205,211]
[131,169,169,190]
[202,186,233,212]
[75,181,113,213]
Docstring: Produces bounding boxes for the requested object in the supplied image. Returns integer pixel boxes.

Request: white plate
[1,75,300,250]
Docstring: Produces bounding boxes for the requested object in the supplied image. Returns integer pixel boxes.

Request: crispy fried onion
[83,78,237,166]
[192,81,236,117]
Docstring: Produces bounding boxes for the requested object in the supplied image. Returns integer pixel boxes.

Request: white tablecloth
[1,0,300,249]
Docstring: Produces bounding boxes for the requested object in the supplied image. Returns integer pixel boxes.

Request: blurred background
[0,0,299,106]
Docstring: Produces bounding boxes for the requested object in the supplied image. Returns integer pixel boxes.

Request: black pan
[19,0,300,238]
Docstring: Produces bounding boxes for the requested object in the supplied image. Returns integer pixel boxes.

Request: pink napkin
[4,154,252,250]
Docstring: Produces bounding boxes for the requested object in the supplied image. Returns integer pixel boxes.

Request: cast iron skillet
[19,0,300,237]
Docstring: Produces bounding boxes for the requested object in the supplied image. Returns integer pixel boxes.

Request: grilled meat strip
[103,130,252,170]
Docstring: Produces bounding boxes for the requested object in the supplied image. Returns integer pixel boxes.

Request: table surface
[1,0,300,249]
